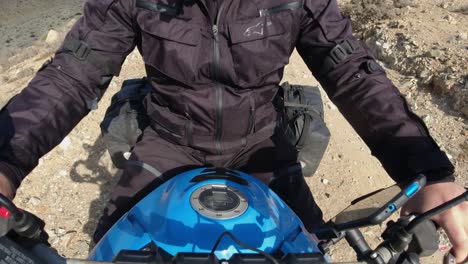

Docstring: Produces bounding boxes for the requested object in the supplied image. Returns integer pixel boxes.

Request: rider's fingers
[436,206,468,264]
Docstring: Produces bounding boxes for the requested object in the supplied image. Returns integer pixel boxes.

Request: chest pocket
[137,2,200,84]
[228,3,299,87]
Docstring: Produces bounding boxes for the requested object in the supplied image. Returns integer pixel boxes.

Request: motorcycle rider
[0,0,466,262]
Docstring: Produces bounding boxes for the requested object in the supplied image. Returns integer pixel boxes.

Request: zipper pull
[212,25,218,35]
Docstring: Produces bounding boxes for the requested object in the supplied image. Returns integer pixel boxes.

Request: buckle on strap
[329,39,355,65]
[64,38,91,60]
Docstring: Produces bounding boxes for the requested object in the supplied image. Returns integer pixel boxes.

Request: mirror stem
[346,228,383,263]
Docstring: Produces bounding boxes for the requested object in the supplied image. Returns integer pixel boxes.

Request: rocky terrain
[341,0,468,118]
[0,0,466,263]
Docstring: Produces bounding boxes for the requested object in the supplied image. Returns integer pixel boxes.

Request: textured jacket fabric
[0,0,454,192]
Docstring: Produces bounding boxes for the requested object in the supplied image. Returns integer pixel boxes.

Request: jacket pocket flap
[139,16,198,46]
[136,0,179,16]
[259,1,302,17]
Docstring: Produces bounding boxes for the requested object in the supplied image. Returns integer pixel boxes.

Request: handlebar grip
[407,220,438,257]
[31,243,66,264]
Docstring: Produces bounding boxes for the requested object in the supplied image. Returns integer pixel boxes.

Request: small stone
[56,228,67,237]
[59,136,71,151]
[388,21,399,28]
[438,3,449,9]
[326,102,337,111]
[393,0,418,8]
[382,42,392,50]
[401,78,418,91]
[461,105,468,118]
[76,241,89,256]
[325,193,331,198]
[443,15,457,24]
[422,115,431,123]
[432,74,452,93]
[446,153,453,160]
[61,231,77,247]
[447,36,457,44]
[321,178,330,185]
[426,49,442,58]
[28,197,41,206]
[419,69,434,84]
[457,32,467,40]
[12,67,35,80]
[418,68,432,78]
[460,141,468,153]
[50,237,60,246]
[45,30,61,44]
[59,170,67,177]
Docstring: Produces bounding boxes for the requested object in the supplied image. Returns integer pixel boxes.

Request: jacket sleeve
[0,0,136,192]
[295,0,454,183]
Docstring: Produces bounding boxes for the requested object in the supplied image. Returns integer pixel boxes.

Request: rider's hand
[0,173,14,200]
[401,182,467,263]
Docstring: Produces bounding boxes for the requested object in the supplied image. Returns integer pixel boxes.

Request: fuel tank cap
[190,184,248,219]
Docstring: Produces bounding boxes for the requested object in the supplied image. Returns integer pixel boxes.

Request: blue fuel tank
[89,168,322,261]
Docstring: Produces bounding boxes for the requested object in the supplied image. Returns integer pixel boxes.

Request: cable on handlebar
[210,231,279,264]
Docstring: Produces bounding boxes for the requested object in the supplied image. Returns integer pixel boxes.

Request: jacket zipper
[247,96,255,135]
[194,0,226,154]
[212,2,227,154]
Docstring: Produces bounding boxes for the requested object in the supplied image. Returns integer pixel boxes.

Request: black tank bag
[100,78,151,169]
[279,82,330,177]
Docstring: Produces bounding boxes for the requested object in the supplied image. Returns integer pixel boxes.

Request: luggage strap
[284,102,322,118]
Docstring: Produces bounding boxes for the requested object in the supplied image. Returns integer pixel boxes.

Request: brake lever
[374,191,468,264]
